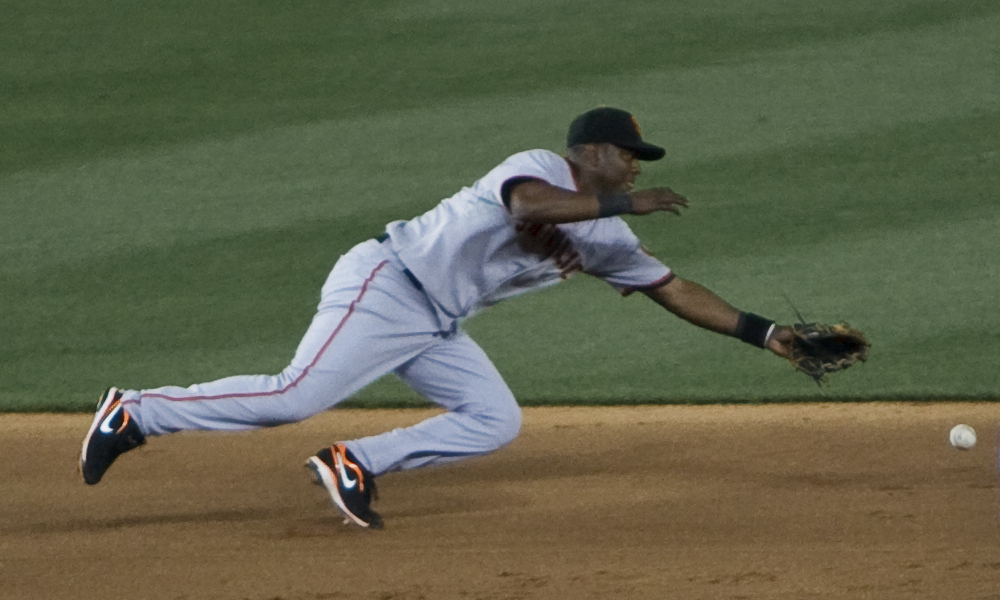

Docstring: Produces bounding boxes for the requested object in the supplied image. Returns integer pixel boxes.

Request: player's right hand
[630,187,688,216]
[766,325,795,359]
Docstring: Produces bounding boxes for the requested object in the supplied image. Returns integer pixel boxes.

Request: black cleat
[80,387,145,485]
[306,443,383,529]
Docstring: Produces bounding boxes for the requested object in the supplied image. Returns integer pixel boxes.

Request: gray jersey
[117,148,675,483]
[385,149,673,319]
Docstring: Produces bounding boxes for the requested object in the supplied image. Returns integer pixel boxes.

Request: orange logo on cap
[630,116,642,136]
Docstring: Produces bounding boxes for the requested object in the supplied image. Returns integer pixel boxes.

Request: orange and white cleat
[306,443,383,529]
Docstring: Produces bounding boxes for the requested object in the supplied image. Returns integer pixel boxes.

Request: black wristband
[597,192,634,218]
[735,312,775,349]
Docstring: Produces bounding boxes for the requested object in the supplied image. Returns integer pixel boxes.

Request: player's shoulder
[505,148,563,162]
[487,149,573,190]
[494,149,566,173]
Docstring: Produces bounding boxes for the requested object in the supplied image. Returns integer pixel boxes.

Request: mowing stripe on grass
[2,13,996,277]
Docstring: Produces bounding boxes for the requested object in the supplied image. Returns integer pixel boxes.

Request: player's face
[595,145,641,192]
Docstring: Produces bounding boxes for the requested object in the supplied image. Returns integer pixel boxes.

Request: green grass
[2,0,998,410]
[4,0,996,175]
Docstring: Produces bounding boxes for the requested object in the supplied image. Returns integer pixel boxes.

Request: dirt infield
[2,403,999,600]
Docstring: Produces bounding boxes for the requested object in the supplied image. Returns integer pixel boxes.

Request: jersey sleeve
[484,150,576,209]
[581,218,674,296]
[500,176,543,209]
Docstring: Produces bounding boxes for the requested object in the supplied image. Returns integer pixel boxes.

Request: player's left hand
[515,222,584,279]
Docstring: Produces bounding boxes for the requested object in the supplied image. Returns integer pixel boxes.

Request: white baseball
[949,424,976,450]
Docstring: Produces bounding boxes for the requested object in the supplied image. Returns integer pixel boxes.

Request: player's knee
[270,366,349,423]
[497,404,522,448]
[480,392,522,450]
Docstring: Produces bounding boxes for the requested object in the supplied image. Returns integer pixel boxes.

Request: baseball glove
[788,323,869,385]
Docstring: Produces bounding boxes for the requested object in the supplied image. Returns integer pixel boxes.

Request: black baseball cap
[567,107,666,161]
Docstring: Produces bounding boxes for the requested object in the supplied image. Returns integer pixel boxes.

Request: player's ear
[567,144,600,168]
[599,143,620,164]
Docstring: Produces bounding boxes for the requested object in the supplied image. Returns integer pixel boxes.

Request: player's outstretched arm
[508,180,687,224]
[643,276,792,358]
[642,276,740,335]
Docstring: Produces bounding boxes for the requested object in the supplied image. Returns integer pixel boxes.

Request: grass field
[2,0,998,411]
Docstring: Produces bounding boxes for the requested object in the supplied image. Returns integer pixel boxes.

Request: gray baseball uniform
[121,149,673,476]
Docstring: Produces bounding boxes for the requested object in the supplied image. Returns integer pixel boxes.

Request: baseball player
[80,107,795,529]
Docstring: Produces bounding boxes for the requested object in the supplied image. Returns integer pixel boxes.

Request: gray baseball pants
[120,239,522,475]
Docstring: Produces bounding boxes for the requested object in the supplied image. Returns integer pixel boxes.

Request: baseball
[949,424,976,450]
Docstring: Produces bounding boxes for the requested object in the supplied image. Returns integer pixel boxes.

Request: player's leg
[119,241,440,435]
[81,240,443,485]
[342,331,522,475]
[305,331,520,528]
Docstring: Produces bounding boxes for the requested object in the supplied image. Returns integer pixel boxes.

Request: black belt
[376,233,423,291]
